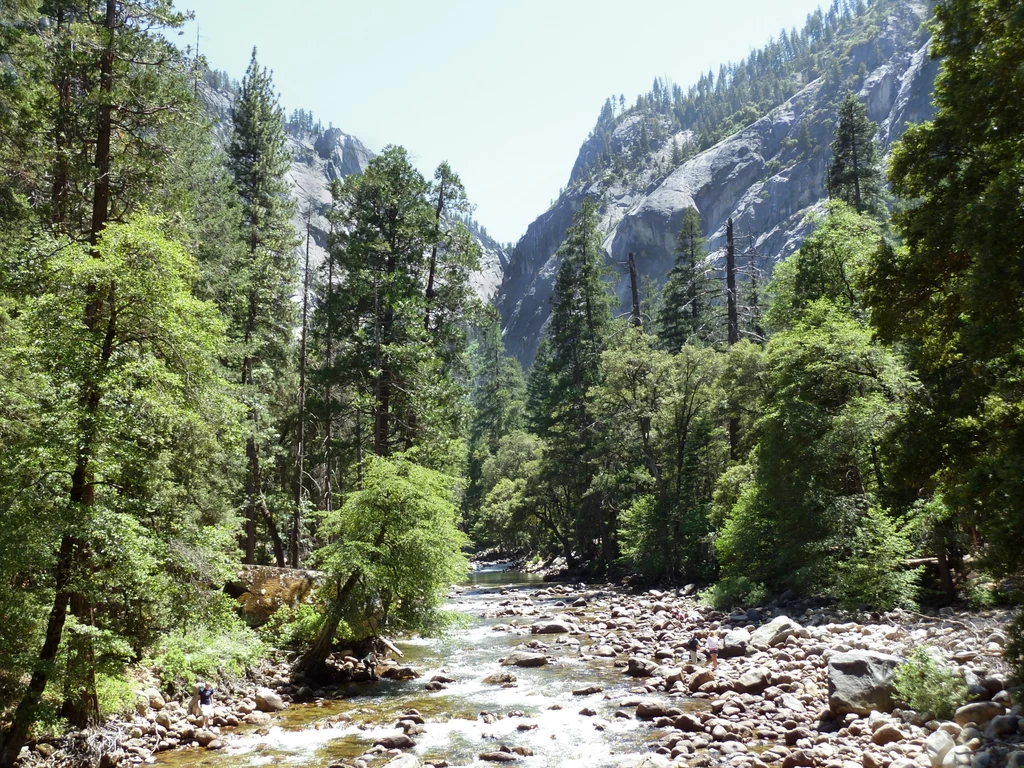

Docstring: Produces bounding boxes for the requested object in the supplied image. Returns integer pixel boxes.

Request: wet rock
[375,734,416,749]
[626,657,659,677]
[384,755,423,768]
[194,729,217,747]
[206,739,224,750]
[255,687,286,712]
[423,681,445,691]
[592,645,617,657]
[244,710,272,725]
[382,666,420,680]
[636,699,671,720]
[479,751,518,762]
[501,651,547,668]
[579,707,598,716]
[751,616,803,647]
[483,671,518,685]
[573,685,604,696]
[827,651,903,715]
[531,620,573,634]
[954,702,1004,726]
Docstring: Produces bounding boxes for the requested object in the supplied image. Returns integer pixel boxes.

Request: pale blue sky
[175,0,829,243]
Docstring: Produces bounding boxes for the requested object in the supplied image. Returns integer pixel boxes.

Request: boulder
[592,645,617,657]
[194,729,216,747]
[572,685,604,696]
[721,628,751,657]
[635,699,670,720]
[750,616,803,647]
[953,701,1004,726]
[689,669,715,692]
[142,688,165,710]
[827,651,903,715]
[244,710,272,725]
[255,687,286,712]
[381,666,419,680]
[501,651,547,667]
[925,729,955,768]
[384,756,423,768]
[626,657,659,677]
[482,671,518,685]
[530,620,573,634]
[737,667,770,694]
[871,724,907,745]
[479,751,518,762]
[374,734,416,750]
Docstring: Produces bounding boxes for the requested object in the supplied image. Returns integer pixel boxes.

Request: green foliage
[657,208,717,352]
[827,507,921,611]
[149,617,265,693]
[317,454,469,639]
[698,576,769,610]
[258,604,325,649]
[829,92,884,215]
[865,0,1024,581]
[1005,610,1024,682]
[95,673,137,719]
[893,647,969,719]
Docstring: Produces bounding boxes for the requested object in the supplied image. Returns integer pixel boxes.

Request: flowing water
[156,566,678,768]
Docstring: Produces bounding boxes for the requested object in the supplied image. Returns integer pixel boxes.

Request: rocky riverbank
[15,582,1021,768]
[478,584,1021,768]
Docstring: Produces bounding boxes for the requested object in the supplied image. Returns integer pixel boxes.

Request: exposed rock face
[228,564,321,626]
[496,1,937,365]
[198,83,507,303]
[827,650,903,715]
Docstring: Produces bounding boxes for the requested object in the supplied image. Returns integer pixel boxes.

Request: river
[155,566,673,768]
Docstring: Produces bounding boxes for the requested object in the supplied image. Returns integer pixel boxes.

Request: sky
[175,0,830,244]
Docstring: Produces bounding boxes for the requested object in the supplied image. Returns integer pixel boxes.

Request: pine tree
[657,207,716,352]
[227,48,298,566]
[829,92,883,214]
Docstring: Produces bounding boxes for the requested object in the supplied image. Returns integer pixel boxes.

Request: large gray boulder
[827,651,903,715]
[721,628,751,657]
[255,687,286,712]
[626,657,659,677]
[501,651,547,668]
[750,616,803,647]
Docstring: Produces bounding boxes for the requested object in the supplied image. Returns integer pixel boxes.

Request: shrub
[258,603,325,649]
[892,646,968,719]
[1005,609,1024,683]
[698,576,769,610]
[148,617,265,693]
[96,672,136,718]
[829,507,921,611]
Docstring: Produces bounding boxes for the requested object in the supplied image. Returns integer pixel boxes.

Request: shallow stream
[155,566,676,768]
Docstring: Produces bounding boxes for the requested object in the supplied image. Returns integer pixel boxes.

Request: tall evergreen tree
[227,48,297,566]
[865,0,1024,582]
[657,207,716,352]
[829,92,883,214]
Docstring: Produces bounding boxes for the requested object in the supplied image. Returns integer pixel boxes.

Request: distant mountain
[496,0,938,365]
[198,80,508,301]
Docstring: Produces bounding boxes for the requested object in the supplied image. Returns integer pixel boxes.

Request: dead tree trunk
[628,252,642,328]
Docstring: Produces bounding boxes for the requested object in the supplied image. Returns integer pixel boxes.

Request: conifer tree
[227,48,297,566]
[657,207,715,352]
[829,92,883,214]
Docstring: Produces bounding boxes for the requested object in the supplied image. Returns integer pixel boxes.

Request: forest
[0,0,1022,762]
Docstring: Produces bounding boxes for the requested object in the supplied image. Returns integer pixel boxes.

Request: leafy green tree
[227,48,297,566]
[0,216,238,763]
[295,454,468,678]
[829,92,883,215]
[657,207,717,352]
[865,0,1024,583]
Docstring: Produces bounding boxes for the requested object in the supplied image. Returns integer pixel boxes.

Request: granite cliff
[496,0,939,365]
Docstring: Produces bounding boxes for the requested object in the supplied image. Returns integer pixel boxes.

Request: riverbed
[154,566,672,768]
